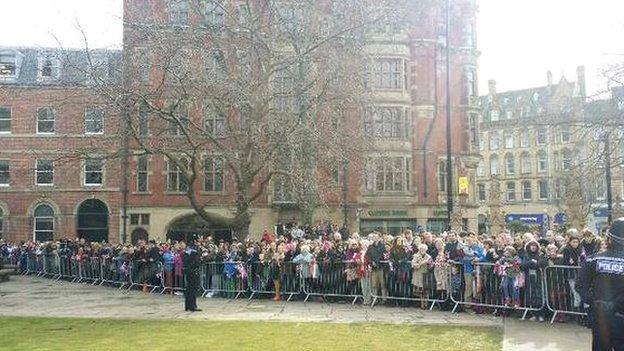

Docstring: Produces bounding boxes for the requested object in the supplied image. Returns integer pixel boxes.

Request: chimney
[547,71,553,86]
[577,65,586,98]
[488,79,497,96]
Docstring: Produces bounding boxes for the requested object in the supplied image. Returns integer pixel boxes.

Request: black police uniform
[576,219,624,351]
[183,244,202,312]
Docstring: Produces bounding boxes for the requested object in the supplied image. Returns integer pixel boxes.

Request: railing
[201,261,248,299]
[371,260,449,310]
[15,252,592,326]
[302,260,364,305]
[544,265,587,323]
[448,261,546,320]
[248,261,301,301]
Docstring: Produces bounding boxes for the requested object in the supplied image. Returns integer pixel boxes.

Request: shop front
[359,209,416,236]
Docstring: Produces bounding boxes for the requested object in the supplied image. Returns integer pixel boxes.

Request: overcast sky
[2,0,624,95]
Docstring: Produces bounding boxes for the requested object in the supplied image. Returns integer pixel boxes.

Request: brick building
[1,0,481,243]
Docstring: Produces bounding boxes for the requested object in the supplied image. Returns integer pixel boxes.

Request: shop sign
[367,210,408,217]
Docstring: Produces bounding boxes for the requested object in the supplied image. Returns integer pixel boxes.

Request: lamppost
[602,131,614,225]
[444,0,454,228]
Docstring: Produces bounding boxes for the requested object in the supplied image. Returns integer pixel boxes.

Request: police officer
[182,236,202,312]
[576,218,624,351]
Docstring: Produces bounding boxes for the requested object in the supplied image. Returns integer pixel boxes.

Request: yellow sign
[458,177,469,195]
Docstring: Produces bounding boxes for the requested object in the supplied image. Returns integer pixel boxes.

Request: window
[0,207,3,238]
[0,53,17,77]
[273,71,296,111]
[538,180,549,200]
[465,69,477,98]
[477,183,486,202]
[205,1,225,29]
[521,152,532,174]
[168,104,189,136]
[506,110,513,119]
[137,156,149,193]
[36,160,54,186]
[477,160,485,177]
[84,159,103,186]
[536,127,547,145]
[595,179,606,200]
[505,154,515,176]
[504,133,514,149]
[479,133,485,151]
[85,107,104,134]
[133,48,151,83]
[522,181,532,200]
[203,156,224,192]
[130,213,150,226]
[138,105,150,136]
[169,0,190,26]
[437,161,448,192]
[33,204,54,242]
[490,110,499,121]
[489,132,499,150]
[506,182,516,202]
[490,155,499,176]
[537,150,548,173]
[561,126,571,143]
[0,107,10,133]
[167,158,189,192]
[238,3,251,26]
[38,53,60,79]
[373,58,403,90]
[204,108,226,137]
[37,107,55,134]
[364,156,411,192]
[206,50,226,81]
[520,131,529,148]
[0,160,8,186]
[562,149,572,171]
[363,106,410,139]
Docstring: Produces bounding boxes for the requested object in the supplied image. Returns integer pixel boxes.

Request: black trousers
[184,272,199,311]
[591,304,624,351]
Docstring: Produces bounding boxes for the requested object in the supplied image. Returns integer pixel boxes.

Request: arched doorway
[77,199,109,243]
[131,227,149,245]
[167,213,232,243]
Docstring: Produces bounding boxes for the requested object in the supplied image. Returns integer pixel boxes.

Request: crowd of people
[0,223,606,323]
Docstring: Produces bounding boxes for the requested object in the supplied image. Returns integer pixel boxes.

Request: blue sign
[505,214,548,225]
[554,213,567,225]
[594,209,610,218]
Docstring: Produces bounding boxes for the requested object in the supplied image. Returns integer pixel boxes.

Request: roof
[0,46,121,87]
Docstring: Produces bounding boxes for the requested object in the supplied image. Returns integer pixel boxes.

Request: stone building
[476,68,586,234]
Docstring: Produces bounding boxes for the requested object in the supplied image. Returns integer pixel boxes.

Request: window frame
[522,181,532,201]
[33,204,54,242]
[36,107,56,134]
[506,182,516,202]
[203,155,225,192]
[0,159,9,186]
[85,107,104,135]
[136,155,149,193]
[83,158,104,186]
[0,106,11,134]
[372,57,404,90]
[37,52,61,80]
[35,159,54,186]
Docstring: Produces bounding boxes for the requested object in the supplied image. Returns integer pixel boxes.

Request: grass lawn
[0,316,502,351]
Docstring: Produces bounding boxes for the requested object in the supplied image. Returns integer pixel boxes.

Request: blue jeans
[501,276,519,300]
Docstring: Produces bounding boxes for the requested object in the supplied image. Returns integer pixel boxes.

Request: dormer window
[38,53,61,80]
[0,54,16,76]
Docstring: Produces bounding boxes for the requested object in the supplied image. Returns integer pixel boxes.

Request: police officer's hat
[607,218,624,243]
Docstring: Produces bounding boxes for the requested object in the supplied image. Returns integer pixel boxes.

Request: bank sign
[367,210,409,217]
[505,214,549,225]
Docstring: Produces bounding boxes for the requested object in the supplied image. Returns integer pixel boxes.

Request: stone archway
[166,213,232,243]
[131,227,149,245]
[77,199,109,243]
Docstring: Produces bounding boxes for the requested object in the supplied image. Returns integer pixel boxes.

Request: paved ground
[0,276,590,350]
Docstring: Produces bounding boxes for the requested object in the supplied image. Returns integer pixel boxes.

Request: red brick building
[0,0,481,243]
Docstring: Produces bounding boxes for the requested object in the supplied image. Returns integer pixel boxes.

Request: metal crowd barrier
[99,256,131,289]
[371,260,449,309]
[127,260,163,293]
[42,253,60,278]
[248,261,301,301]
[544,265,587,323]
[77,257,102,284]
[302,260,364,305]
[201,261,248,299]
[448,261,546,319]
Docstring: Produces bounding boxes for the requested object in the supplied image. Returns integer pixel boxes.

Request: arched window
[77,199,109,243]
[37,107,55,134]
[521,152,532,174]
[537,150,548,173]
[33,204,54,241]
[505,154,515,176]
[562,149,572,171]
[489,155,499,176]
